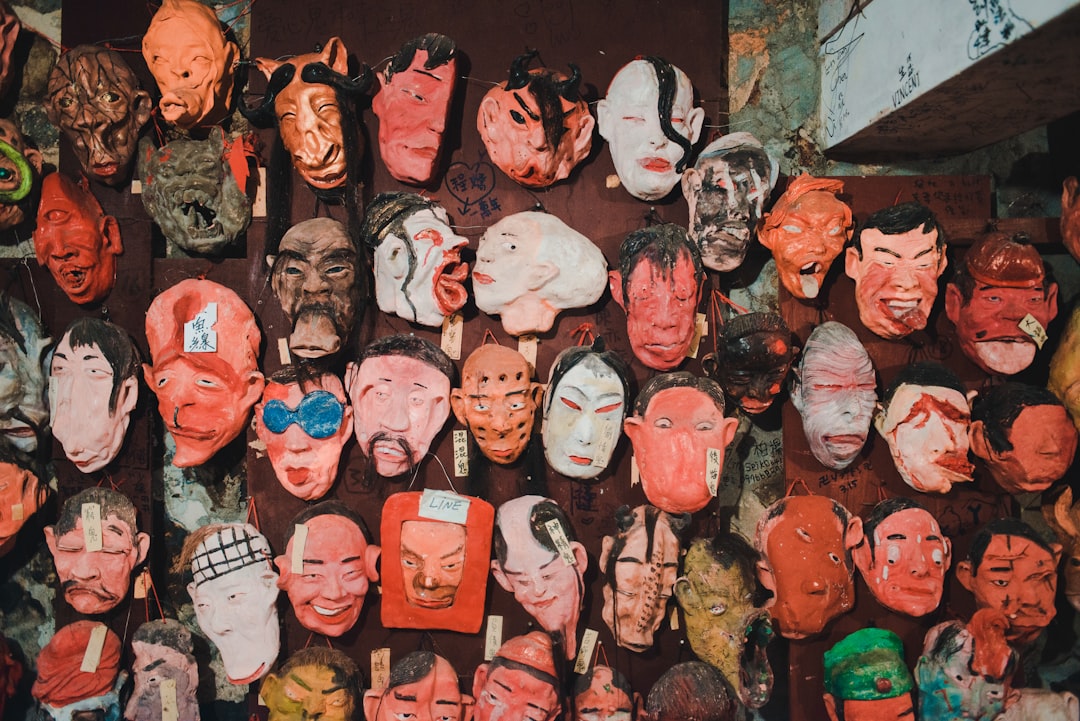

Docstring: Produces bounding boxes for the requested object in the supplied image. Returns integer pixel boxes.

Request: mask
[574,666,639,721]
[853,500,951,617]
[845,202,947,340]
[0,2,18,98]
[372,35,459,186]
[139,133,251,256]
[144,279,265,467]
[0,295,49,452]
[142,0,238,129]
[600,505,687,652]
[681,133,777,272]
[1044,487,1080,612]
[363,651,475,721]
[269,217,361,359]
[759,175,853,299]
[275,507,380,637]
[955,520,1062,646]
[874,364,975,494]
[44,487,150,615]
[187,523,279,684]
[474,211,608,336]
[597,57,704,201]
[255,370,353,501]
[624,374,739,514]
[451,345,542,465]
[473,632,561,721]
[644,662,736,721]
[0,460,44,556]
[754,495,862,639]
[33,173,122,305]
[478,51,593,188]
[945,231,1058,375]
[0,118,44,231]
[380,491,494,632]
[345,335,453,478]
[491,496,587,659]
[790,322,876,470]
[609,224,704,370]
[999,689,1080,721]
[542,342,630,479]
[49,318,140,473]
[1063,177,1080,262]
[363,192,468,328]
[262,648,361,721]
[32,621,123,720]
[970,384,1077,494]
[702,312,796,415]
[46,45,151,185]
[126,620,199,721]
[823,628,915,721]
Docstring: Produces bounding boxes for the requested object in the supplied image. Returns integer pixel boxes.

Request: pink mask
[0,461,45,557]
[364,652,474,721]
[473,632,561,721]
[1043,487,1080,612]
[574,666,639,721]
[126,620,199,721]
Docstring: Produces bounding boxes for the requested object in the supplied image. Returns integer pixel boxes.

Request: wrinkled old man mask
[364,651,474,721]
[703,312,796,415]
[262,648,361,721]
[33,173,121,305]
[0,295,49,453]
[126,620,199,721]
[0,118,44,232]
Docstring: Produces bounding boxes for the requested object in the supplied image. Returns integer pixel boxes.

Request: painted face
[125,642,198,721]
[0,297,49,453]
[710,328,795,415]
[0,119,43,231]
[915,618,1012,721]
[760,187,853,300]
[142,0,237,129]
[834,696,915,721]
[543,355,626,479]
[875,384,974,494]
[575,667,635,721]
[600,507,681,652]
[264,663,355,721]
[946,281,1057,376]
[50,331,138,474]
[276,513,380,637]
[45,512,149,615]
[346,353,451,478]
[33,173,121,305]
[957,534,1060,645]
[597,59,704,201]
[399,520,467,610]
[614,252,701,371]
[854,508,951,617]
[974,405,1078,494]
[46,45,151,185]
[255,375,353,501]
[682,147,774,272]
[624,386,739,514]
[32,621,122,720]
[845,226,946,339]
[271,218,360,359]
[473,664,560,721]
[373,205,468,327]
[0,463,43,553]
[373,48,458,185]
[365,654,472,721]
[451,345,541,465]
[1064,177,1080,262]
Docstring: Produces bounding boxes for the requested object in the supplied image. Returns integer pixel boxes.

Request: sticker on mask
[573,628,599,674]
[518,334,538,369]
[442,313,463,360]
[160,678,179,721]
[82,502,102,552]
[545,519,576,566]
[453,430,469,477]
[184,302,218,352]
[1019,313,1048,349]
[706,448,722,496]
[687,313,708,359]
[371,648,390,691]
[80,623,109,673]
[419,489,471,524]
[291,523,308,574]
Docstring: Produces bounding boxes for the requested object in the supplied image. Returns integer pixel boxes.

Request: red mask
[0,462,44,556]
[972,401,1077,494]
[473,632,561,721]
[364,652,474,721]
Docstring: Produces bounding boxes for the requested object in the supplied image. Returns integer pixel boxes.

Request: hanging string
[595,641,610,669]
[481,329,500,346]
[784,477,814,498]
[143,568,166,621]
[246,495,261,530]
[570,323,595,347]
[708,289,748,356]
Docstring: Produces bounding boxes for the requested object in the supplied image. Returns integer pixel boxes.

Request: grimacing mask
[33,172,122,306]
[451,344,542,465]
[262,647,361,721]
[142,0,238,129]
[49,318,140,474]
[126,620,200,721]
[139,132,252,256]
[0,118,44,232]
[46,45,152,186]
[702,312,797,415]
[364,651,475,721]
[0,294,49,453]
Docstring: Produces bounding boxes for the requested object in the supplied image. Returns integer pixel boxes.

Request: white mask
[543,354,627,479]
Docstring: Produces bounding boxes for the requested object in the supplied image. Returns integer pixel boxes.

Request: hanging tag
[134,569,150,599]
[1019,313,1048,349]
[706,448,722,497]
[545,519,576,566]
[669,606,680,630]
[371,648,390,691]
[687,313,708,359]
[82,503,103,552]
[453,430,469,477]
[441,313,464,360]
[80,624,108,673]
[484,615,503,661]
[252,167,268,218]
[10,503,22,521]
[630,455,640,487]
[573,629,600,674]
[419,489,471,524]
[291,524,308,574]
[130,179,142,194]
[277,337,292,365]
[160,678,179,721]
[183,303,218,353]
[518,334,538,369]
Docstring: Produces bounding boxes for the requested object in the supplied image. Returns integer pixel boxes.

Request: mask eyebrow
[512,92,541,121]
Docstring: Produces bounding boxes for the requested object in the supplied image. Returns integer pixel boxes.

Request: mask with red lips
[702,312,796,416]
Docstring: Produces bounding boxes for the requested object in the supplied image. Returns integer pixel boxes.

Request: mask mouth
[178,193,224,242]
[800,261,822,276]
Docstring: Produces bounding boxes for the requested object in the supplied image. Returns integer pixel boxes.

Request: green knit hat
[823,628,913,701]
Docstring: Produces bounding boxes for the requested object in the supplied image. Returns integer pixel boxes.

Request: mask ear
[844,516,864,557]
[595,98,612,141]
[480,96,501,142]
[363,689,383,721]
[681,167,701,206]
[822,693,841,721]
[344,362,360,397]
[944,282,964,326]
[608,270,626,310]
[599,535,614,570]
[969,419,992,461]
[851,536,871,576]
[955,559,975,592]
[685,106,705,145]
[255,57,283,80]
[491,559,512,593]
[623,416,642,446]
[116,376,139,417]
[273,555,289,586]
[572,113,595,157]
[672,577,698,614]
[844,246,860,280]
[472,663,490,702]
[132,89,153,130]
[571,541,588,572]
[460,694,476,721]
[450,388,468,426]
[366,543,381,582]
[321,37,349,75]
[135,531,151,565]
[101,215,123,256]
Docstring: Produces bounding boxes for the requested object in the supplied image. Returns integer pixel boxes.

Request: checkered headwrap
[190,523,272,587]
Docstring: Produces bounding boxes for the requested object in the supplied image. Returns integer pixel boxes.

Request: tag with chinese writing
[630,455,640,487]
[441,313,463,360]
[291,524,308,574]
[82,502,102,552]
[484,615,503,661]
[687,313,708,359]
[518,334,538,369]
[706,448,722,497]
[593,418,618,467]
[418,489,471,524]
[453,430,469,477]
[183,302,218,353]
[573,629,599,674]
[277,337,291,365]
[1019,313,1048,349]
[80,623,108,673]
[371,648,390,691]
[160,679,179,721]
[252,167,268,218]
[545,519,576,566]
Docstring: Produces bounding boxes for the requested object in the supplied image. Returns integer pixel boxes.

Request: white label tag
[453,430,469,477]
[669,606,680,630]
[10,503,22,521]
[252,167,268,218]
[371,648,390,691]
[80,624,108,673]
[630,455,640,487]
[133,569,150,599]
[82,503,102,552]
[160,678,178,721]
[573,629,600,674]
[545,519,576,566]
[484,615,503,661]
[291,524,308,574]
[687,313,707,359]
[706,448,722,497]
[419,489,471,524]
[1019,313,1048,349]
[130,179,142,194]
[277,337,292,365]
[593,416,618,467]
[518,334,538,369]
[441,313,464,360]
[183,303,218,353]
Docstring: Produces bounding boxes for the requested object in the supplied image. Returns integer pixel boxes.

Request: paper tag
[183,303,218,353]
[545,519,576,566]
[687,313,708,359]
[133,569,150,599]
[669,606,680,630]
[1019,313,1048,349]
[10,503,22,521]
[371,648,390,691]
[706,448,722,497]
[518,334,538,369]
[291,524,309,574]
[418,489,471,524]
[252,167,268,218]
[130,179,142,194]
[573,628,600,674]
[277,337,292,365]
[80,624,108,673]
[441,313,463,360]
[484,615,503,661]
[160,678,178,721]
[630,455,640,487]
[453,430,469,477]
[82,503,103,552]
[593,417,618,467]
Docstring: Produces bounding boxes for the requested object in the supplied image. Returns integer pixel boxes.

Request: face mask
[261,390,344,439]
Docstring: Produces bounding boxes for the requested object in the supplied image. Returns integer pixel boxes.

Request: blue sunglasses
[262,390,345,439]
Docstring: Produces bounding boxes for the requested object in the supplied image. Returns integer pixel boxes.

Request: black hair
[882,361,966,406]
[545,337,633,415]
[641,56,694,173]
[61,318,141,413]
[967,518,1054,575]
[971,382,1064,454]
[617,223,703,301]
[386,651,437,689]
[55,486,137,537]
[358,334,456,384]
[132,619,193,655]
[573,664,634,700]
[645,661,736,721]
[279,646,363,693]
[283,500,371,547]
[861,497,927,558]
[385,34,457,81]
[493,499,577,567]
[634,372,726,416]
[504,51,584,153]
[849,201,946,258]
[603,505,690,586]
